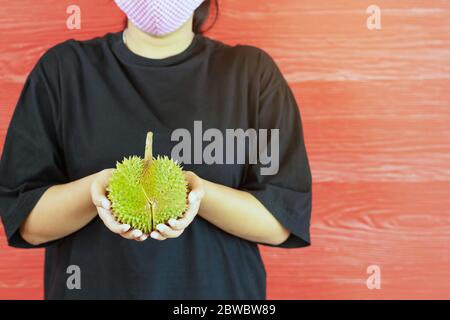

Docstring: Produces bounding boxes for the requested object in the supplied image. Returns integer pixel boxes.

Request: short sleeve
[0,52,68,248]
[240,49,312,248]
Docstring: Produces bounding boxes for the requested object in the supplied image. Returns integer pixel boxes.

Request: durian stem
[144,131,153,165]
[143,131,154,232]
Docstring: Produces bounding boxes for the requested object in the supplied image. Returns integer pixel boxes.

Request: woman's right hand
[90,169,148,241]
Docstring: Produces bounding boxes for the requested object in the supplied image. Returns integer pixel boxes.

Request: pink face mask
[115,0,205,36]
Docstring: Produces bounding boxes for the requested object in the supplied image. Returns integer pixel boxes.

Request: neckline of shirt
[111,30,206,67]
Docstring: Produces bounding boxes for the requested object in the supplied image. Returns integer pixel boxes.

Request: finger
[185,173,205,201]
[155,224,183,238]
[168,213,192,230]
[188,189,204,204]
[91,169,114,208]
[136,234,148,241]
[97,207,130,234]
[170,197,200,230]
[168,218,185,230]
[150,231,167,241]
[120,228,144,240]
[91,180,110,210]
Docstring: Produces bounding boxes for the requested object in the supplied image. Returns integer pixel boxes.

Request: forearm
[19,171,290,246]
[198,179,290,245]
[20,172,99,245]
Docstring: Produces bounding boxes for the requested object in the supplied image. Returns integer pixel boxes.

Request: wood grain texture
[1,0,449,299]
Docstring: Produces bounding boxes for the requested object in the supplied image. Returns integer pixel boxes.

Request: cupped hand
[90,168,148,241]
[150,170,205,241]
[90,169,205,242]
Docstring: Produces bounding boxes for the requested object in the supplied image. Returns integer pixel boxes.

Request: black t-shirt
[0,31,312,299]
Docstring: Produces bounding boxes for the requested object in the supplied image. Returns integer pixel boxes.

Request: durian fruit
[106,132,188,234]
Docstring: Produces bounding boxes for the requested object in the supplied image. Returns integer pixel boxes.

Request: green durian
[106,132,188,234]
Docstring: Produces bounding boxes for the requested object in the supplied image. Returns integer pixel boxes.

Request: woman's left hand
[150,170,205,241]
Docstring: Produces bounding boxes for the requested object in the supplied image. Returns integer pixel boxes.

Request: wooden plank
[297,80,450,182]
[264,181,450,299]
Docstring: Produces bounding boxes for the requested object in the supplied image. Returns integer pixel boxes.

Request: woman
[0,0,312,299]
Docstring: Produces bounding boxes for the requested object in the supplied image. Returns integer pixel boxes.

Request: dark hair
[120,0,219,34]
[193,0,219,34]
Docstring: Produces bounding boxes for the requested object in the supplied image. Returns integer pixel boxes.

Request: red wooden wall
[1,0,449,299]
